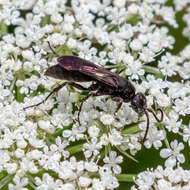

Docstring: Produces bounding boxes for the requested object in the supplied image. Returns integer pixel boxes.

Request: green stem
[0,21,8,35]
[122,124,141,135]
[143,65,163,78]
[66,144,83,155]
[116,146,138,163]
[9,77,17,92]
[91,172,136,182]
[0,174,14,189]
[160,125,170,149]
[115,174,136,182]
[26,174,37,190]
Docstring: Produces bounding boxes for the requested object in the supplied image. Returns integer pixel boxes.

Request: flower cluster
[0,0,189,189]
[132,165,190,190]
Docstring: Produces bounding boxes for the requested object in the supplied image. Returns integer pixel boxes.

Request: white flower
[88,125,100,138]
[19,157,38,174]
[28,137,45,148]
[57,160,76,180]
[127,3,139,14]
[51,13,63,24]
[156,6,178,28]
[35,173,63,190]
[38,120,55,133]
[67,38,77,49]
[113,0,125,8]
[178,61,190,80]
[108,129,123,146]
[143,126,166,149]
[38,145,61,171]
[157,179,172,190]
[133,165,190,190]
[174,0,189,11]
[62,183,76,190]
[99,167,119,189]
[62,125,86,142]
[15,148,25,158]
[158,53,179,77]
[174,97,190,116]
[100,134,109,146]
[1,7,20,25]
[83,137,102,158]
[164,111,182,133]
[4,163,17,174]
[92,178,104,190]
[50,136,70,158]
[160,140,185,167]
[134,171,155,189]
[46,33,67,46]
[100,113,114,125]
[130,39,143,51]
[8,175,28,190]
[26,150,43,160]
[16,34,31,48]
[103,151,123,174]
[0,150,10,172]
[85,161,98,173]
[22,49,34,61]
[125,60,145,80]
[78,176,92,188]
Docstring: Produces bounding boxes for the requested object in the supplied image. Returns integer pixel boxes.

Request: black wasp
[24,54,163,143]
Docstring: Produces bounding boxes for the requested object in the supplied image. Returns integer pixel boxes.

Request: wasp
[24,55,163,143]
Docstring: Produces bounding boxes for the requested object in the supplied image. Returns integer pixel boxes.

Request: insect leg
[111,96,123,114]
[69,82,99,124]
[77,92,98,125]
[23,82,68,110]
[88,82,100,91]
[115,102,123,113]
[47,42,59,56]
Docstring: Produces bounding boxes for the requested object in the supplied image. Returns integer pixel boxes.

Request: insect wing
[57,56,96,70]
[57,56,119,88]
[81,65,119,88]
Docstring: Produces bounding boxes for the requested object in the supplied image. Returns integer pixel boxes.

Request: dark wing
[57,56,119,88]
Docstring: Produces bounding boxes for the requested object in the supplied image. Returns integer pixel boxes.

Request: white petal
[177,142,184,151]
[165,156,176,167]
[144,140,152,149]
[110,151,117,160]
[62,130,71,137]
[115,156,123,163]
[177,154,185,163]
[160,149,171,158]
[153,140,162,149]
[113,165,121,174]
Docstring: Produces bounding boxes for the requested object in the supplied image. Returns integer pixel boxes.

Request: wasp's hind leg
[23,82,69,110]
[77,82,100,125]
[24,82,97,111]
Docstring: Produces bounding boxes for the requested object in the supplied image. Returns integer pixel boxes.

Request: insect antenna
[142,110,150,143]
[147,108,163,122]
[47,41,59,56]
[142,108,163,143]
